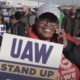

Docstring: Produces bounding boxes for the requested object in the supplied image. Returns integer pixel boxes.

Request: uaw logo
[0,25,6,36]
[60,54,72,69]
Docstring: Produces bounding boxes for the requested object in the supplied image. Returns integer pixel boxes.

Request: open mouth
[43,28,52,32]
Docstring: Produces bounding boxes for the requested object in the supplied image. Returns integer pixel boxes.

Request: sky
[0,0,80,7]
[29,0,80,7]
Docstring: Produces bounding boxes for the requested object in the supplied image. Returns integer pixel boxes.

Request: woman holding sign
[26,2,80,80]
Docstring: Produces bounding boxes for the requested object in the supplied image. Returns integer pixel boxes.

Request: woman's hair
[0,14,4,22]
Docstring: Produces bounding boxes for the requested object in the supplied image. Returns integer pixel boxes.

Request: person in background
[21,5,35,33]
[62,7,80,37]
[8,9,18,16]
[9,15,15,34]
[29,8,35,26]
[63,9,69,15]
[8,9,18,34]
[20,5,30,33]
[9,10,16,34]
[26,2,80,80]
[11,10,16,15]
[58,7,65,26]
[10,11,25,36]
[0,14,9,32]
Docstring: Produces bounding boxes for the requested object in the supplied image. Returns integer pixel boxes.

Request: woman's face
[36,13,59,40]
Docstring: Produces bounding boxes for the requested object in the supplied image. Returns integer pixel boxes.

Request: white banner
[0,25,6,36]
[0,33,63,80]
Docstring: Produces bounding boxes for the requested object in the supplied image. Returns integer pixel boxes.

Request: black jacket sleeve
[17,24,25,36]
[63,40,80,69]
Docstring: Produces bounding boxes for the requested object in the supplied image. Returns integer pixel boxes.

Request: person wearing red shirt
[26,2,80,80]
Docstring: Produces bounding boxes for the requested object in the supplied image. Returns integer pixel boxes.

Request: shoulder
[21,15,28,19]
[63,15,69,19]
[65,15,69,18]
[61,13,64,15]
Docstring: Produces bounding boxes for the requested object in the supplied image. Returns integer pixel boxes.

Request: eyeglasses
[37,18,59,27]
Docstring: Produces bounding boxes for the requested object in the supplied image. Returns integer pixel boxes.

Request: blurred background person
[20,5,35,33]
[8,9,18,16]
[20,5,29,33]
[10,11,25,36]
[29,8,35,26]
[11,10,16,15]
[63,9,69,15]
[8,10,17,34]
[62,7,80,37]
[9,15,15,34]
[58,7,65,26]
[0,14,9,32]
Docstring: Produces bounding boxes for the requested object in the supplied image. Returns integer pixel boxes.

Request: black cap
[14,11,22,20]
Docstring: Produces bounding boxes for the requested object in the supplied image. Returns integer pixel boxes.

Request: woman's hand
[56,26,68,48]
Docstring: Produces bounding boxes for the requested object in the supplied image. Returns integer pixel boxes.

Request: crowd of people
[0,2,80,80]
[9,6,35,35]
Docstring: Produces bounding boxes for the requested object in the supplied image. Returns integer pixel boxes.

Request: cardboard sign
[0,25,6,36]
[0,33,63,80]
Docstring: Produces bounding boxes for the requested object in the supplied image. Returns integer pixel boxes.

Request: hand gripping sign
[0,33,63,80]
[0,25,6,36]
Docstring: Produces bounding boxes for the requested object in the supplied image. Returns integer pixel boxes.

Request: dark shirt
[71,17,76,36]
[17,23,25,36]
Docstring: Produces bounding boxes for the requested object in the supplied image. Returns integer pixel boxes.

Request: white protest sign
[0,25,6,36]
[0,33,63,80]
